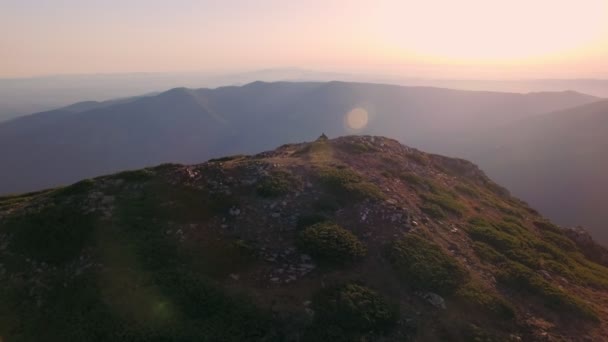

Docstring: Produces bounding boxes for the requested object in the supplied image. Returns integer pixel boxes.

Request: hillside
[0,81,598,195]
[465,100,608,245]
[2,136,608,341]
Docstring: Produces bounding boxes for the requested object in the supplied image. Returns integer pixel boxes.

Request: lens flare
[345,108,369,130]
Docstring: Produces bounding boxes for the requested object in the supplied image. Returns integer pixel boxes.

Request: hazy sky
[2,0,608,79]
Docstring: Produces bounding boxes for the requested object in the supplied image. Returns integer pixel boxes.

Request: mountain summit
[1,136,608,341]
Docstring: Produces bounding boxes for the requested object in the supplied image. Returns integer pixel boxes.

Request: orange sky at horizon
[1,0,608,79]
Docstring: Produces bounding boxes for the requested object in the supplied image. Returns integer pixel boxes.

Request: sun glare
[373,0,608,63]
[345,108,369,130]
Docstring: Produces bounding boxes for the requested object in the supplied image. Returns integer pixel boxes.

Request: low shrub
[53,178,96,197]
[497,262,597,320]
[454,184,480,198]
[208,154,247,162]
[115,169,155,181]
[318,167,384,201]
[388,234,467,294]
[420,203,446,219]
[420,192,465,218]
[297,222,367,263]
[256,171,296,198]
[455,283,515,319]
[467,225,522,252]
[297,213,329,229]
[311,283,398,333]
[472,242,507,264]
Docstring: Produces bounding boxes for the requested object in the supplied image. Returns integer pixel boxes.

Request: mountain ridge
[1,135,608,341]
[0,81,598,194]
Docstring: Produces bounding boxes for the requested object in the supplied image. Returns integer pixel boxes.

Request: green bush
[420,192,465,218]
[399,172,424,186]
[497,262,597,320]
[297,222,367,263]
[420,203,446,219]
[541,231,578,252]
[467,225,522,252]
[208,154,247,162]
[297,213,329,229]
[53,178,96,197]
[312,283,398,333]
[455,283,515,319]
[472,242,507,264]
[115,169,155,181]
[388,234,467,294]
[256,171,296,198]
[318,167,384,201]
[454,184,480,198]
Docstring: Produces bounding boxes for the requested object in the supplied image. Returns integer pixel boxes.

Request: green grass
[297,222,367,264]
[388,234,468,295]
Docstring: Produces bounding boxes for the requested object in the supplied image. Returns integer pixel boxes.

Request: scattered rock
[418,292,446,309]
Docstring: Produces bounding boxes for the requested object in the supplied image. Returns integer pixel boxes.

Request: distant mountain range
[3,70,608,121]
[0,81,605,242]
[465,100,608,244]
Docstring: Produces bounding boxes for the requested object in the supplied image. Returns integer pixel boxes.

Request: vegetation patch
[497,262,597,320]
[420,203,446,219]
[297,222,367,263]
[318,167,385,201]
[420,192,466,218]
[338,140,379,154]
[115,168,155,181]
[208,154,247,163]
[152,162,183,171]
[455,282,515,319]
[256,171,297,198]
[52,179,96,198]
[472,242,507,264]
[295,139,331,156]
[6,204,95,265]
[407,152,429,165]
[297,213,329,230]
[388,234,467,294]
[454,183,480,198]
[307,283,398,339]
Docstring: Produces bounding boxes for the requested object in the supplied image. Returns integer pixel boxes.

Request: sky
[1,0,608,79]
